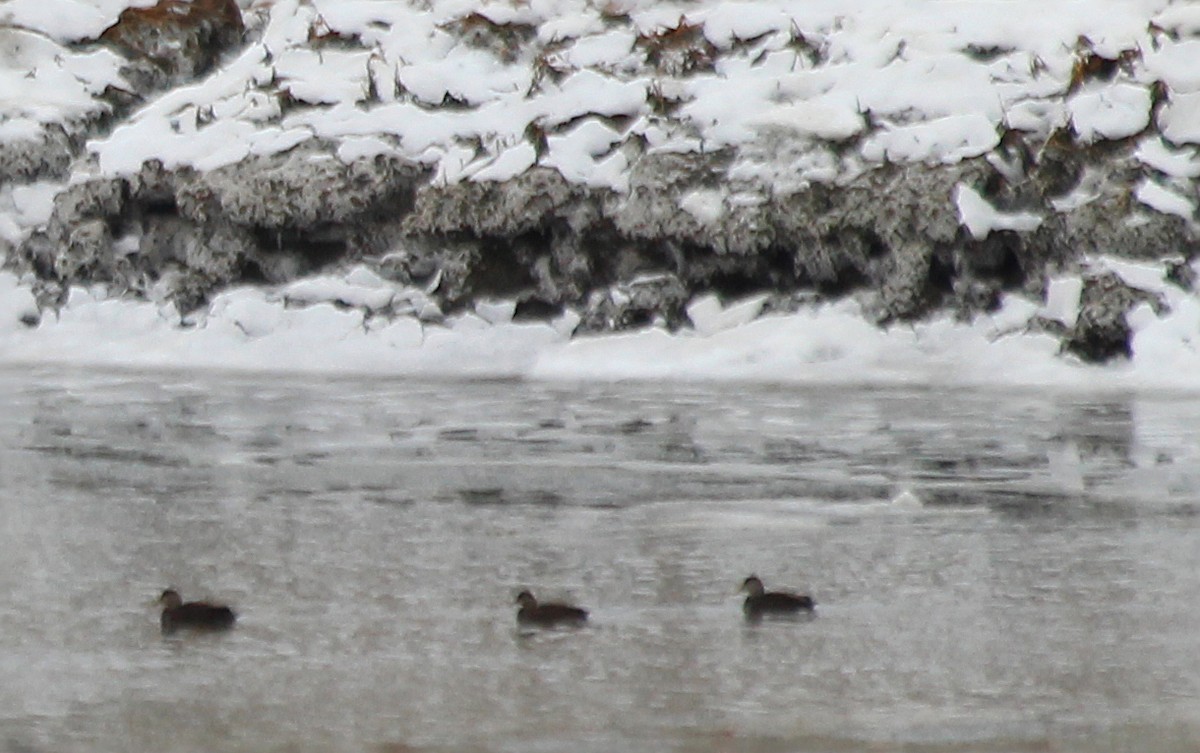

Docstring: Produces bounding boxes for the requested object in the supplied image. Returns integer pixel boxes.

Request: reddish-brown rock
[100,0,244,82]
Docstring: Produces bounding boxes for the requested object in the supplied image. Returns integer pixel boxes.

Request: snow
[954,184,1043,239]
[281,269,397,311]
[1040,277,1084,328]
[686,293,769,337]
[41,0,1186,187]
[679,189,725,224]
[0,28,124,125]
[541,118,630,190]
[1067,83,1151,143]
[861,113,1000,165]
[0,181,58,242]
[1135,137,1200,179]
[474,299,517,325]
[0,0,138,44]
[1159,92,1200,146]
[0,273,38,328]
[749,101,865,142]
[1153,4,1200,38]
[275,49,373,105]
[1143,40,1200,93]
[1134,179,1196,220]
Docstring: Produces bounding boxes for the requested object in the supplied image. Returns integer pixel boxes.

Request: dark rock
[1165,258,1196,291]
[877,241,936,321]
[176,148,421,230]
[130,159,186,208]
[635,19,718,76]
[1032,129,1085,198]
[0,125,77,182]
[512,297,563,321]
[1063,271,1164,363]
[406,167,594,237]
[99,0,245,84]
[58,220,113,279]
[578,274,690,333]
[444,13,537,64]
[53,178,128,227]
[380,237,480,307]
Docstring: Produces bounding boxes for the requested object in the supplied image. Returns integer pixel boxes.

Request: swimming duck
[740,575,814,618]
[158,589,237,633]
[515,590,588,626]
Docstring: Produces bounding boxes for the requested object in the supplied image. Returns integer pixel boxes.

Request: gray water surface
[1,369,1199,753]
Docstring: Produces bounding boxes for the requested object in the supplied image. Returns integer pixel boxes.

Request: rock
[405,167,592,237]
[1063,271,1164,363]
[176,148,421,229]
[444,13,537,64]
[52,178,128,228]
[380,237,481,309]
[610,152,738,249]
[58,220,112,279]
[578,274,690,333]
[877,241,937,322]
[130,159,185,208]
[1165,259,1196,291]
[99,0,245,84]
[0,126,77,182]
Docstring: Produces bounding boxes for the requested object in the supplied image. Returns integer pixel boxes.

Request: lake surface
[1,368,1199,753]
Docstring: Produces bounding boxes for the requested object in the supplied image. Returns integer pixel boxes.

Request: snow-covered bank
[3,0,1200,383]
[2,252,1199,391]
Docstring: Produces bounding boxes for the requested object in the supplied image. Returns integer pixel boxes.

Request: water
[1,368,1199,753]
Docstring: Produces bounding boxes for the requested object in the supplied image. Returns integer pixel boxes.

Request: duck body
[515,590,588,627]
[740,576,814,618]
[159,589,237,633]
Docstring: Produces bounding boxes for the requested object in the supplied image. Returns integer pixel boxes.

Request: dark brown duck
[158,589,237,633]
[515,590,588,627]
[740,575,814,618]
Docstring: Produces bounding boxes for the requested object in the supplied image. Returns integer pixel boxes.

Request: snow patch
[0,273,39,330]
[475,299,516,325]
[1134,180,1195,221]
[686,293,768,337]
[1135,137,1200,179]
[750,101,865,142]
[679,189,725,224]
[1159,92,1200,146]
[0,28,125,125]
[1040,276,1083,328]
[954,184,1043,239]
[861,114,1000,165]
[1067,83,1151,143]
[282,274,397,312]
[1093,257,1169,294]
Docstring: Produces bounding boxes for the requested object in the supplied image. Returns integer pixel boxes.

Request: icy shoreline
[2,252,1198,391]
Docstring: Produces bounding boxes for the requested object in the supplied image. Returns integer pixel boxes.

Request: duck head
[159,589,184,609]
[740,576,765,597]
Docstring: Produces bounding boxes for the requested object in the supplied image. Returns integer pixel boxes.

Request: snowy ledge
[2,0,1200,381]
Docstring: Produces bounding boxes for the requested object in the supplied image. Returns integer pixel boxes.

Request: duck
[158,589,237,633]
[740,575,814,618]
[515,590,588,627]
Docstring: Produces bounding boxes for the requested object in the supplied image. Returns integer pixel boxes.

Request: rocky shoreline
[3,0,1199,364]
